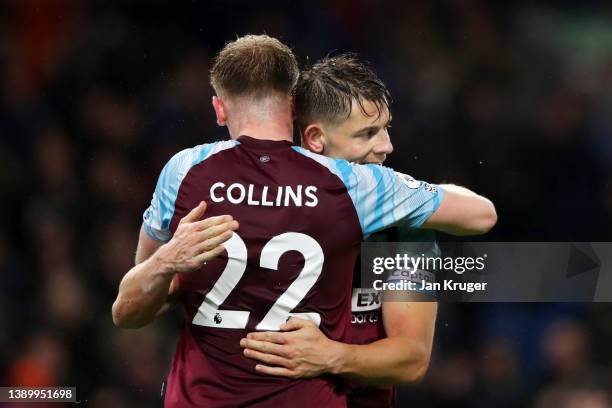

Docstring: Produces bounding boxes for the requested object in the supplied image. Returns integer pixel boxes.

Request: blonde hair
[210,34,299,98]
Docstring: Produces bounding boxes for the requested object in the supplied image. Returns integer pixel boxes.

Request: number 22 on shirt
[192,232,323,331]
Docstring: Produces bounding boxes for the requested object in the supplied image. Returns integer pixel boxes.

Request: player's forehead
[344,98,390,128]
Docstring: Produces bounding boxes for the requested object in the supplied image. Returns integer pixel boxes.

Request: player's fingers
[280,317,311,331]
[196,221,239,242]
[192,214,234,231]
[254,364,297,378]
[240,338,287,356]
[194,230,234,254]
[179,201,207,224]
[193,244,226,265]
[243,349,292,367]
[246,331,287,344]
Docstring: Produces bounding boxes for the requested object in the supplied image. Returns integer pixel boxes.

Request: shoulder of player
[290,146,394,184]
[162,140,239,176]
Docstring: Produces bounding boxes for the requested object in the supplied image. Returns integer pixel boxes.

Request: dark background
[1,0,611,406]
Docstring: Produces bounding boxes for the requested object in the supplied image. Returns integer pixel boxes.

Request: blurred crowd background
[1,0,611,407]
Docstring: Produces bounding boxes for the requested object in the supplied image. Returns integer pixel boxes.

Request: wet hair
[295,53,391,136]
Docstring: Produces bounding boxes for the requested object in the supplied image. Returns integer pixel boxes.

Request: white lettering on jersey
[210,182,225,203]
[351,288,382,312]
[209,183,319,208]
[351,311,379,324]
[261,186,274,206]
[305,186,319,207]
[227,183,246,204]
[247,184,260,205]
[284,185,302,207]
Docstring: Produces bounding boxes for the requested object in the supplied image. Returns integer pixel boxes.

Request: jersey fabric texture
[142,136,443,408]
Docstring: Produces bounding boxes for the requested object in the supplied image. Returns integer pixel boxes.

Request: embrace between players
[112,35,497,408]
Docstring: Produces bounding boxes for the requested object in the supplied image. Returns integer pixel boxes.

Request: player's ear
[212,96,227,126]
[302,124,325,153]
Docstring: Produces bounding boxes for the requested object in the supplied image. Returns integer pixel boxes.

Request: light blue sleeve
[292,147,443,237]
[143,140,239,241]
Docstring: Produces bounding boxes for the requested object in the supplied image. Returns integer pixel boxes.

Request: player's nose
[374,133,394,156]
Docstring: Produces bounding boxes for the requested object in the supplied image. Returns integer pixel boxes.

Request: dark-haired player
[113,36,496,408]
[240,54,491,407]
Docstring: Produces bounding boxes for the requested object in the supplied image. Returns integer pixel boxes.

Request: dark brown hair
[295,53,391,135]
[210,34,299,97]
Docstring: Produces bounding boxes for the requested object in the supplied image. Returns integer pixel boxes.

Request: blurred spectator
[541,319,591,383]
[474,338,525,407]
[6,330,66,387]
[535,381,612,408]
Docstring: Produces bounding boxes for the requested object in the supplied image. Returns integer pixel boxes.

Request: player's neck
[224,95,294,142]
[227,113,293,142]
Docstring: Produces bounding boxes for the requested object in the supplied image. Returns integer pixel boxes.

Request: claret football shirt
[143,135,442,408]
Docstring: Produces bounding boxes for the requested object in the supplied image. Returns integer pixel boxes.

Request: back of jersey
[143,135,442,407]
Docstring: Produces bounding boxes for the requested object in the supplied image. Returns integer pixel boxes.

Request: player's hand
[156,201,239,274]
[240,317,342,379]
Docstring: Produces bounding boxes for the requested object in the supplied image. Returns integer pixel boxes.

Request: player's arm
[112,202,238,329]
[294,150,496,237]
[334,302,436,384]
[241,302,437,384]
[322,160,496,237]
[132,223,179,319]
[422,184,496,235]
[111,227,175,329]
